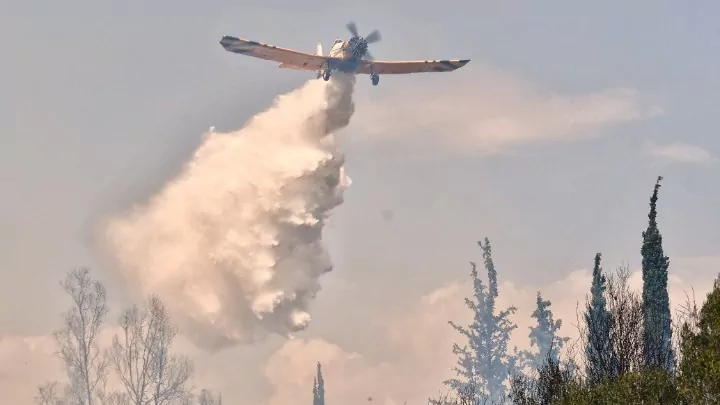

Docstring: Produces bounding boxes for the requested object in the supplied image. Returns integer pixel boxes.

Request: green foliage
[640,176,674,372]
[584,253,613,384]
[509,346,575,405]
[556,369,679,405]
[428,175,720,405]
[677,276,720,403]
[510,354,684,404]
[506,175,720,404]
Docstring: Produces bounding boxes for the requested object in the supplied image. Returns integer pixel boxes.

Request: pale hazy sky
[2,1,719,404]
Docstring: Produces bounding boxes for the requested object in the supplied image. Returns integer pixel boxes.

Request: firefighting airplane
[219,22,470,86]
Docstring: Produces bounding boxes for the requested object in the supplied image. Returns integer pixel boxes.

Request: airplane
[219,22,470,86]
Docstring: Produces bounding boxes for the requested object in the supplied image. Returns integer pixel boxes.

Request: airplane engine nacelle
[347,37,368,58]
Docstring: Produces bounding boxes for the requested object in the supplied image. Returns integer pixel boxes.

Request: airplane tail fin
[315,42,323,78]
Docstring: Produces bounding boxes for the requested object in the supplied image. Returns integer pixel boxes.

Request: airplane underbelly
[331,57,360,73]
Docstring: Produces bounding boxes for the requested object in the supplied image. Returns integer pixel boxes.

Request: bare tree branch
[34,381,68,405]
[605,263,644,376]
[52,268,110,405]
[108,294,194,405]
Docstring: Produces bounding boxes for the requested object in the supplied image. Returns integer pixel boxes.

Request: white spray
[102,73,356,351]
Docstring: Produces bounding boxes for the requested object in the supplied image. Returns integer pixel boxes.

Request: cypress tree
[316,362,325,405]
[520,291,569,371]
[312,362,324,405]
[641,176,674,372]
[312,377,318,405]
[445,238,518,403]
[585,253,613,384]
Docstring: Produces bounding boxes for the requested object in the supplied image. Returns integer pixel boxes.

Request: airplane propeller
[346,21,359,37]
[345,21,381,60]
[365,29,381,44]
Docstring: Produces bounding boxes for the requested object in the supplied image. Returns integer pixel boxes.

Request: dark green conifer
[585,253,613,383]
[312,362,325,405]
[641,176,674,372]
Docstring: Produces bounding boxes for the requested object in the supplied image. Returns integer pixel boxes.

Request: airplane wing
[355,59,470,74]
[219,36,330,71]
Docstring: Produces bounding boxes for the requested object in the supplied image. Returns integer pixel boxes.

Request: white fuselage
[315,38,363,76]
[329,39,348,58]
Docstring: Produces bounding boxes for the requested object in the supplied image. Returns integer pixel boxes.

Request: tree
[509,346,575,405]
[52,268,110,405]
[312,362,325,405]
[196,389,222,405]
[312,376,317,405]
[445,238,518,403]
[34,381,68,405]
[678,274,720,402]
[640,176,674,372]
[605,264,644,377]
[519,292,569,372]
[107,294,194,405]
[551,369,679,405]
[584,253,612,384]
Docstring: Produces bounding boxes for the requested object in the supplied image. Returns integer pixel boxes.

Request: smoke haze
[101,73,356,351]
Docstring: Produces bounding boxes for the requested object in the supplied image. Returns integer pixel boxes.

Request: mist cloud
[350,64,662,154]
[645,141,717,164]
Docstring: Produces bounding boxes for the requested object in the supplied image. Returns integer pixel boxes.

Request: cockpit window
[334,39,343,44]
